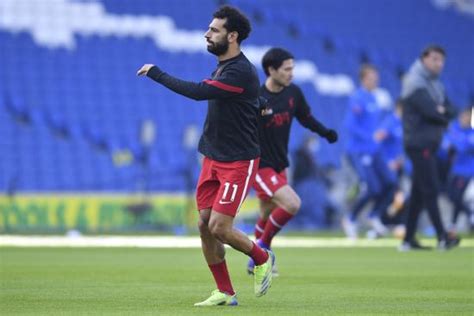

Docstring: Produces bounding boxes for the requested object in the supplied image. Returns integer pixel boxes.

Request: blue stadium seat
[0,0,471,192]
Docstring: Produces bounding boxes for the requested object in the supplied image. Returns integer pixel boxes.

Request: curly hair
[213,5,251,44]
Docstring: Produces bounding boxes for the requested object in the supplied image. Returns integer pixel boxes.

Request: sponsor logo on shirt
[266,111,291,128]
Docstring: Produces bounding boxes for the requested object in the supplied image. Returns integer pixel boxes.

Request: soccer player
[248,48,338,274]
[137,6,274,306]
[445,106,474,234]
[342,64,396,239]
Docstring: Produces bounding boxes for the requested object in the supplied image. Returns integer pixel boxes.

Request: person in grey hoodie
[399,45,460,251]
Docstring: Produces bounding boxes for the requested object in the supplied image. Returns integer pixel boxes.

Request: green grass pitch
[1,246,473,315]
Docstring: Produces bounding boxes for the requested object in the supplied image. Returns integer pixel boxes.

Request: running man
[137,6,274,306]
[248,48,338,274]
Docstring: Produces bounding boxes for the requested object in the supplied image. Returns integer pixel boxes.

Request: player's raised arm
[137,63,245,101]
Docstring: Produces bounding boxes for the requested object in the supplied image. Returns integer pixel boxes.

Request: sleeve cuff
[147,66,164,80]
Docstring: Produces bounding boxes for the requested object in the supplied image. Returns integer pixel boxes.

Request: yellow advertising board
[0,194,259,233]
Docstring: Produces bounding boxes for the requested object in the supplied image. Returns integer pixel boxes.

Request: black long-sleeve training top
[147,52,261,162]
[258,83,330,172]
[402,88,456,151]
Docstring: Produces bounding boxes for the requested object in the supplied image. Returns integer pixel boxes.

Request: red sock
[260,207,293,246]
[208,260,235,295]
[250,242,269,265]
[255,217,267,240]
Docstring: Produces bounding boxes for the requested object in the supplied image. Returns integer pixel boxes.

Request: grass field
[1,245,473,315]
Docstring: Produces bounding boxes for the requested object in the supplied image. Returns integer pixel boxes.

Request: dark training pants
[347,152,397,222]
[404,148,446,242]
[448,175,471,225]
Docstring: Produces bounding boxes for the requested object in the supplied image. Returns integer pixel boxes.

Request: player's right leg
[195,209,239,306]
[194,159,237,306]
[195,212,238,306]
[208,208,274,297]
[208,159,274,297]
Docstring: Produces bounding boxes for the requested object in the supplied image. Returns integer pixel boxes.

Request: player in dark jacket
[399,45,460,251]
[138,6,274,306]
[248,48,337,274]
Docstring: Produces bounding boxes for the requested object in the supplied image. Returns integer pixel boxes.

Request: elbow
[188,94,207,101]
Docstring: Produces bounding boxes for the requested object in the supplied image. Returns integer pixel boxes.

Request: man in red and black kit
[137,6,274,306]
[248,48,338,275]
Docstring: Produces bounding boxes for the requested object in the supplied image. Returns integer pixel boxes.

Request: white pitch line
[0,235,472,248]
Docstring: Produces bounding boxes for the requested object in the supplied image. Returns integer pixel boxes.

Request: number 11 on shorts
[219,182,238,204]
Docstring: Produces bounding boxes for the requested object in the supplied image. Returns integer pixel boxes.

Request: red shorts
[196,157,259,217]
[253,167,288,201]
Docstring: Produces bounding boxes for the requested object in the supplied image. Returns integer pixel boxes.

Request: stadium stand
[1,0,472,192]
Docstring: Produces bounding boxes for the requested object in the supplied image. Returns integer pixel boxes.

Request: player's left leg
[259,184,301,248]
[254,199,275,240]
[368,154,397,237]
[447,175,470,234]
[253,168,280,241]
[252,168,296,248]
[343,153,381,239]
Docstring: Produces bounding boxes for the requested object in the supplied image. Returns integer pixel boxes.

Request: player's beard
[207,37,229,56]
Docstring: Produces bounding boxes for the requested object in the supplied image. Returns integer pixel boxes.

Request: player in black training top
[137,6,274,306]
[248,48,338,275]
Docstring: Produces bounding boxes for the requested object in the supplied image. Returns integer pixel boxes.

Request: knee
[286,195,301,214]
[208,221,230,243]
[198,217,210,236]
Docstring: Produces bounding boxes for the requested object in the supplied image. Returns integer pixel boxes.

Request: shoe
[398,240,432,252]
[254,250,275,297]
[342,217,358,240]
[194,290,238,306]
[368,217,388,236]
[247,240,279,276]
[247,257,255,275]
[248,258,279,277]
[272,263,279,277]
[438,235,460,251]
[366,229,379,240]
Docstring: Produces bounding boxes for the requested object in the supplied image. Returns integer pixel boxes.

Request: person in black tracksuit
[399,45,460,251]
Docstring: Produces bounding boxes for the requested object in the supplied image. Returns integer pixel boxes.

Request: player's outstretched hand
[324,129,338,143]
[137,64,155,76]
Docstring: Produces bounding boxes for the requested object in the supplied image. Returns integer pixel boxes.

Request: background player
[248,47,338,275]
